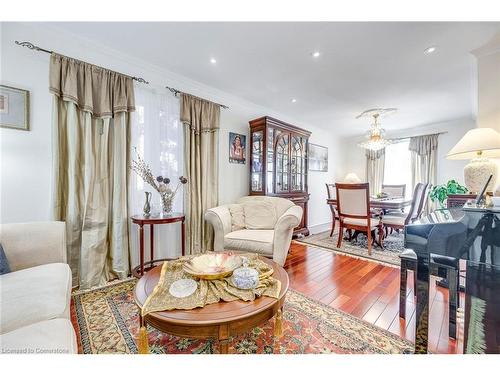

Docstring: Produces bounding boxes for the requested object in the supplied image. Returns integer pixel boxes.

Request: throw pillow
[0,243,11,275]
[229,204,246,231]
[243,201,277,229]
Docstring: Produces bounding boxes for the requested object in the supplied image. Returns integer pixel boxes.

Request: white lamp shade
[344,173,362,183]
[447,128,500,160]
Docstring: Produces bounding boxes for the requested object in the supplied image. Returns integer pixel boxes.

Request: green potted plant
[429,179,468,208]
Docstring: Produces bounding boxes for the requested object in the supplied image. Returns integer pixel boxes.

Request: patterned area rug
[71,279,412,354]
[296,230,404,267]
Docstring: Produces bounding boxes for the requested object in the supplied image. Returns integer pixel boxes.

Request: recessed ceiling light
[291,98,297,103]
[210,58,217,64]
[424,46,437,54]
[311,51,321,58]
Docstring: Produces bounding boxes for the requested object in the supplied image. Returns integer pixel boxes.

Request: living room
[1,0,500,372]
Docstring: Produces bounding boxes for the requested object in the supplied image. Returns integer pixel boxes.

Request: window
[129,86,184,262]
[383,140,412,198]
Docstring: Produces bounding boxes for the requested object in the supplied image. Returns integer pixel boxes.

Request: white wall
[341,117,476,188]
[0,22,342,258]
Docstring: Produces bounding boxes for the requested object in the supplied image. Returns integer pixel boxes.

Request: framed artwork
[308,143,328,172]
[0,85,30,131]
[229,132,246,164]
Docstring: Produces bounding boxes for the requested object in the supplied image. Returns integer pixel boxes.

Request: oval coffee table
[134,256,289,354]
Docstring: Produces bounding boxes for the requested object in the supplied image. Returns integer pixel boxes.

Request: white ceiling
[51,22,500,136]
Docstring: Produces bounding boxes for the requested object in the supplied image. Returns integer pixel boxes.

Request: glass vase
[160,192,174,216]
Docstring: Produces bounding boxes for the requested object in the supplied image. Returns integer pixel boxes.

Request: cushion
[0,263,72,334]
[382,214,407,226]
[243,201,277,229]
[237,196,294,219]
[0,243,11,275]
[228,204,245,231]
[224,229,274,256]
[342,217,381,229]
[0,318,77,354]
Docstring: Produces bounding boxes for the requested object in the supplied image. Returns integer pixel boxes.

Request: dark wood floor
[283,242,465,354]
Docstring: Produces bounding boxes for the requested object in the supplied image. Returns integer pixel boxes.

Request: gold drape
[409,134,439,213]
[180,93,220,255]
[366,149,385,195]
[51,53,134,289]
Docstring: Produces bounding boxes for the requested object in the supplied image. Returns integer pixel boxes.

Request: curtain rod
[390,131,448,142]
[166,86,229,109]
[15,41,150,84]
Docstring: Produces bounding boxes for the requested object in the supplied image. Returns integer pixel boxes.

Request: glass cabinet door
[291,135,306,191]
[251,130,263,192]
[275,132,290,193]
[266,127,275,193]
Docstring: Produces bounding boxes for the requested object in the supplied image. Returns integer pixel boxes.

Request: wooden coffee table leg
[275,307,283,337]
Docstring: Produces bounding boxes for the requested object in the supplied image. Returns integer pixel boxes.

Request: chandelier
[356,108,397,151]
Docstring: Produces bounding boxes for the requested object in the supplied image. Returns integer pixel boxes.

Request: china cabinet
[249,116,311,236]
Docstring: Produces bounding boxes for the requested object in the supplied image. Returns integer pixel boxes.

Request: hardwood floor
[284,242,465,354]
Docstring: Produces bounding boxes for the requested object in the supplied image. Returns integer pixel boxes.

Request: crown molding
[471,33,500,58]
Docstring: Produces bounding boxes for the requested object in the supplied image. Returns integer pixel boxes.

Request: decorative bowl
[183,253,243,280]
[231,266,259,290]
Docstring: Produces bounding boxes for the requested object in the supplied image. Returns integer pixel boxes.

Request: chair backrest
[335,183,370,219]
[405,182,429,224]
[325,183,336,199]
[237,195,294,219]
[382,184,406,198]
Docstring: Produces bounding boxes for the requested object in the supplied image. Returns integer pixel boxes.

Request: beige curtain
[409,134,439,212]
[180,93,220,255]
[366,149,385,195]
[50,53,135,289]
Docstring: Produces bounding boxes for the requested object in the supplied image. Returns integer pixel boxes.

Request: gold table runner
[141,253,281,317]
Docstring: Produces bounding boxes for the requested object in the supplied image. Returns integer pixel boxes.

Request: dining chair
[335,183,383,255]
[382,184,406,198]
[382,184,407,214]
[383,182,429,236]
[325,183,339,237]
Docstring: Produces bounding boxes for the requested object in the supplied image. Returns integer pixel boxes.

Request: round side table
[131,213,185,277]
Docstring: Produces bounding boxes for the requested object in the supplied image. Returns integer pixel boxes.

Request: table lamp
[446,127,500,193]
[344,173,362,183]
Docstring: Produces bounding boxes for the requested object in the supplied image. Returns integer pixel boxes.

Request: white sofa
[204,196,303,266]
[0,222,77,354]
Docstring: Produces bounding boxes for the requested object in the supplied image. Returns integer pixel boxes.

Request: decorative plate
[169,279,197,298]
[183,253,242,280]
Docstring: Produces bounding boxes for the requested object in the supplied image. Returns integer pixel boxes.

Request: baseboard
[308,221,332,235]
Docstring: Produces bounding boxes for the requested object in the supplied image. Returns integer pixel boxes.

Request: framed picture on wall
[308,143,328,172]
[0,85,30,131]
[229,132,246,164]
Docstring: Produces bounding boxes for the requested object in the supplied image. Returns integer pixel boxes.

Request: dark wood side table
[131,213,185,277]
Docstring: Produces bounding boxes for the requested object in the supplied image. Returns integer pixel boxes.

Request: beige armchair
[205,196,303,266]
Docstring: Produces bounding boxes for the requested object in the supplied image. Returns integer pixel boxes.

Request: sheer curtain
[129,86,184,267]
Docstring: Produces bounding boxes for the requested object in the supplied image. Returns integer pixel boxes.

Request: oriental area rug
[71,279,412,354]
[295,230,405,267]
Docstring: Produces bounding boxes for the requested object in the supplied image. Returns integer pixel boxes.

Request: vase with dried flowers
[131,149,188,216]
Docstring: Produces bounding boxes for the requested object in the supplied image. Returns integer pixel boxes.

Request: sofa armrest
[272,205,303,265]
[204,206,232,252]
[0,221,66,272]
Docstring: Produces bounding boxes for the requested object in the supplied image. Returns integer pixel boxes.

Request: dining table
[326,196,413,211]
